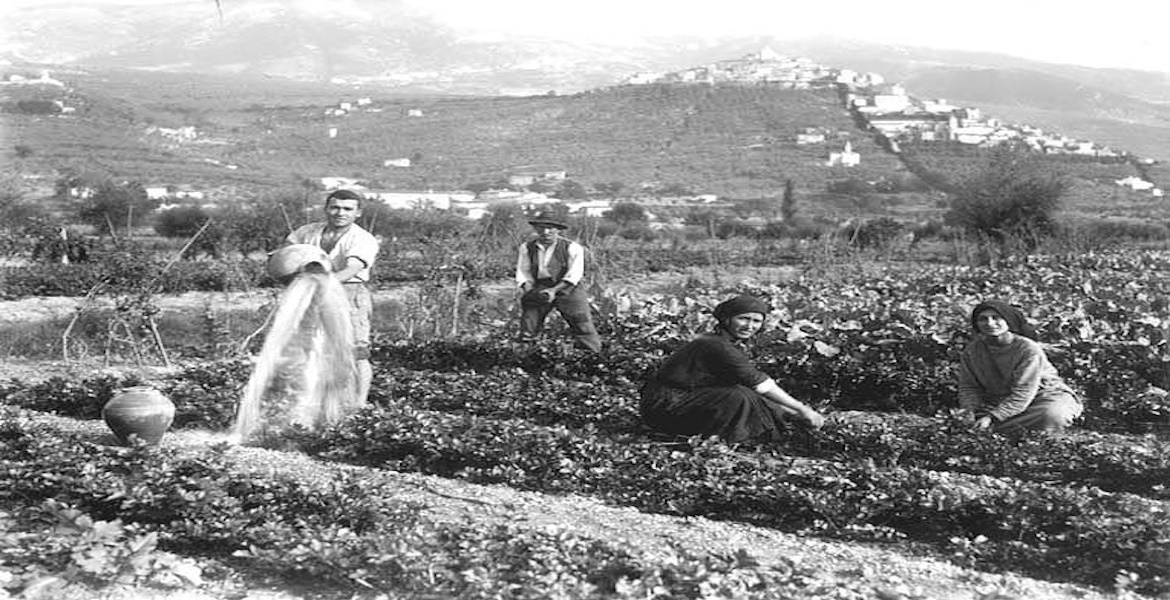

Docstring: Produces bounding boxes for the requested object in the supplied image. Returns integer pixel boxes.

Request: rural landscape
[2,3,1170,599]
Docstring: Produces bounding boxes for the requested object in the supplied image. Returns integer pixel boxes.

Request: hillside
[4,68,912,207]
[6,62,1165,227]
[257,84,905,196]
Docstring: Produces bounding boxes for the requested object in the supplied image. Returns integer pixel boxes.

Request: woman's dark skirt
[639,380,791,444]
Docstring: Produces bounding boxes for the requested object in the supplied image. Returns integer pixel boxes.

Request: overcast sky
[406,0,1168,73]
[9,0,1169,74]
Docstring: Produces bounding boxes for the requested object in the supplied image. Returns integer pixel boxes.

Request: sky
[405,0,1169,74]
[8,0,1169,74]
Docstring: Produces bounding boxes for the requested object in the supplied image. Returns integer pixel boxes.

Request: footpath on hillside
[23,411,1136,600]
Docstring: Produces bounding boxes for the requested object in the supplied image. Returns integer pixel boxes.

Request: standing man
[515,212,602,352]
[286,189,380,403]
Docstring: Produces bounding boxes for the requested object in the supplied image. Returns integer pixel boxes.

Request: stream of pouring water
[232,272,359,442]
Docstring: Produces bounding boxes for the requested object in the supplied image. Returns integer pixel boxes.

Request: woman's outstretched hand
[802,408,826,430]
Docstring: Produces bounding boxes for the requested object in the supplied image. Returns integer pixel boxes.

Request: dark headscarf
[713,295,770,322]
[970,300,1037,340]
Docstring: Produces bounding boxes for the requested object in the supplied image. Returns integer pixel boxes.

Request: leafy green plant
[0,500,202,590]
[0,407,824,599]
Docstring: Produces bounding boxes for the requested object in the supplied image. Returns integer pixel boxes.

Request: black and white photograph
[1,1,1167,598]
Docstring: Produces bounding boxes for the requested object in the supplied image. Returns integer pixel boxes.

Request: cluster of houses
[2,70,65,88]
[623,48,1126,157]
[622,47,883,90]
[851,85,1125,158]
[311,173,721,221]
[323,97,425,168]
[146,125,198,143]
[140,125,241,170]
[324,96,376,117]
[3,68,77,114]
[851,84,1162,197]
[621,48,1162,197]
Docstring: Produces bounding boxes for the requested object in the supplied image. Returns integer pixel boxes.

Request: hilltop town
[624,47,1158,190]
[310,48,1163,215]
[6,47,1165,221]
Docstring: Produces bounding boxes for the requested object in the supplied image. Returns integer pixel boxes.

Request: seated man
[515,212,601,352]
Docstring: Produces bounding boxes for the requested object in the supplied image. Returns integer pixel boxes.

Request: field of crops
[2,250,1169,598]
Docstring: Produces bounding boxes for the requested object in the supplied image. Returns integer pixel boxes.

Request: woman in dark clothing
[639,295,825,443]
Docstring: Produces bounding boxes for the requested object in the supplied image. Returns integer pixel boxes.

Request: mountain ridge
[5,2,1170,162]
[6,3,1170,99]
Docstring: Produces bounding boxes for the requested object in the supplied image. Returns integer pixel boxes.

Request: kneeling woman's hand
[802,408,826,430]
[973,415,994,430]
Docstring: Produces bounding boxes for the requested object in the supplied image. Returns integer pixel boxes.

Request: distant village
[623,48,1161,196]
[11,47,1166,217]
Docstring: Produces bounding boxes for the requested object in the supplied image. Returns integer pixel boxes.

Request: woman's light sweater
[956,334,1075,421]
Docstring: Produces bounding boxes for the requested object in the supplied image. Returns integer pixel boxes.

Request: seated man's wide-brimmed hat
[528,212,568,230]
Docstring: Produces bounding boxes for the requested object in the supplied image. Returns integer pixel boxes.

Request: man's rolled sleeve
[349,233,379,271]
[562,243,585,285]
[516,245,534,287]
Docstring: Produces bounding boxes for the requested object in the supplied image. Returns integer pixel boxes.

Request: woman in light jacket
[957,300,1083,437]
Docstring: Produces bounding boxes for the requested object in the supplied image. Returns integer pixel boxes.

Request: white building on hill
[566,200,614,217]
[827,142,860,167]
[320,177,364,190]
[367,190,475,210]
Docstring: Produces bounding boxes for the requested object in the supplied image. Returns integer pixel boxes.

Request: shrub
[1066,218,1170,245]
[715,220,759,239]
[604,202,649,226]
[13,99,61,114]
[785,218,835,240]
[909,219,946,241]
[154,206,213,239]
[944,147,1068,247]
[75,181,160,235]
[849,217,906,249]
[617,225,658,241]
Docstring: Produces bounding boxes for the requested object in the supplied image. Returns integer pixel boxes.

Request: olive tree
[944,147,1068,248]
[604,202,649,227]
[76,180,159,237]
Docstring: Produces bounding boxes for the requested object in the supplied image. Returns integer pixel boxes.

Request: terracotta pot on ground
[102,386,176,446]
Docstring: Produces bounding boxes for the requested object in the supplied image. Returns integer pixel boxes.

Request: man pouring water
[284,189,380,404]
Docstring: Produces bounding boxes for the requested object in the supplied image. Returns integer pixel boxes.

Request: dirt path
[0,286,410,327]
[0,265,801,328]
[23,412,1134,600]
